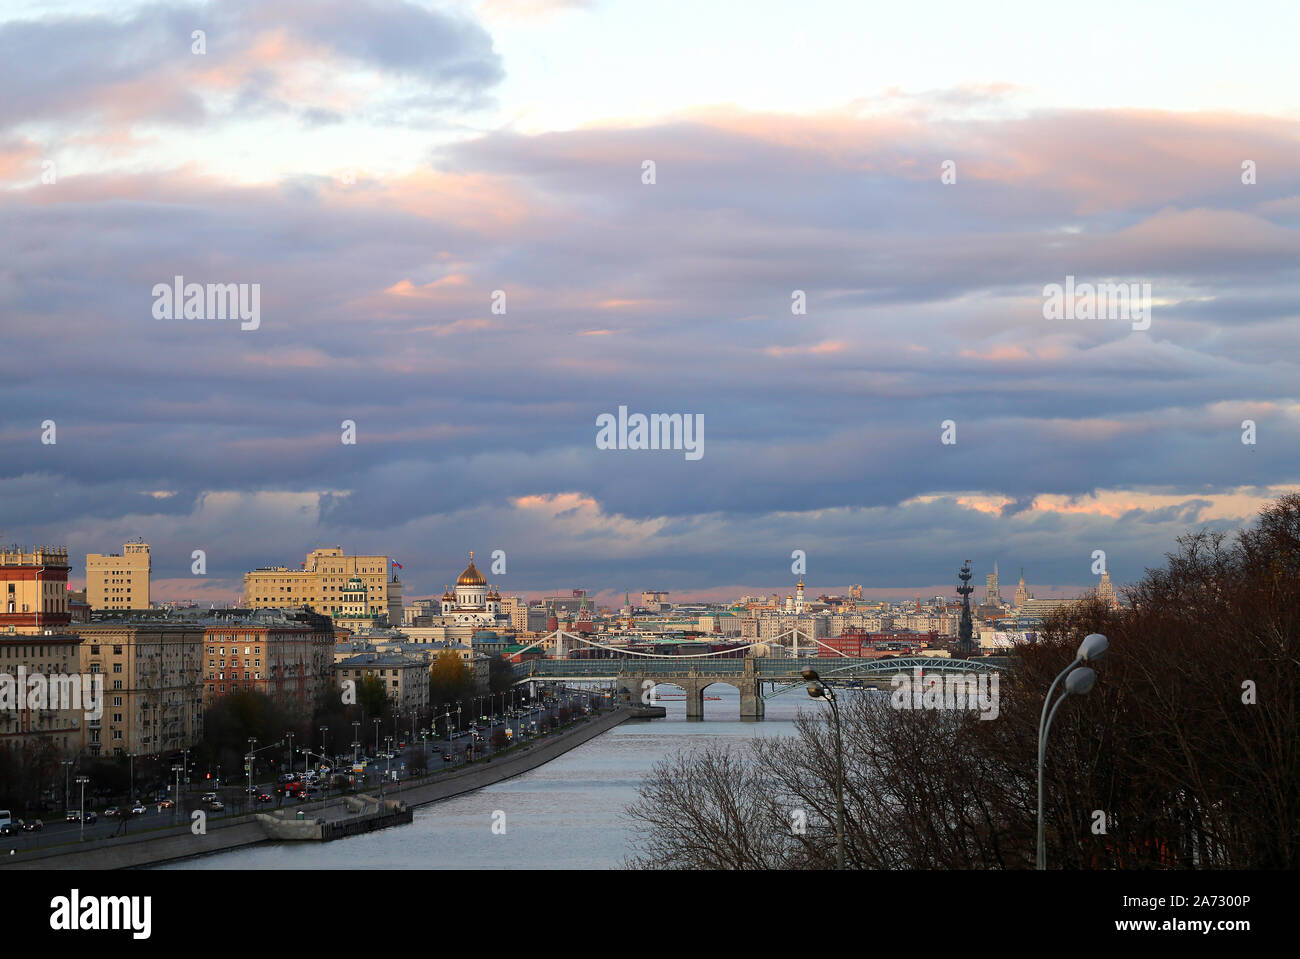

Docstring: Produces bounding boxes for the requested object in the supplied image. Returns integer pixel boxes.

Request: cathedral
[434,551,510,630]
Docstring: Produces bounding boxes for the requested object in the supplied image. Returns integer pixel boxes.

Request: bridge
[511,655,1003,720]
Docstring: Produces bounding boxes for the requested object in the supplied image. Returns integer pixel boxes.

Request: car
[257,793,274,803]
[65,810,80,822]
[207,800,225,811]
[201,792,218,803]
[158,799,174,809]
[104,806,119,817]
[130,803,146,815]
[246,786,259,794]
[0,821,20,836]
[441,751,453,762]
[22,819,43,832]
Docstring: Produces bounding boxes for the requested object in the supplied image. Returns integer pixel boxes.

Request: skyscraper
[985,561,1001,606]
[1014,568,1030,608]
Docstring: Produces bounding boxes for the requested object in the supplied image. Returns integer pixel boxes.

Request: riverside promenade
[0,706,630,870]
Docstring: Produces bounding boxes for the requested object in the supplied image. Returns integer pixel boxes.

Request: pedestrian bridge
[511,656,1003,719]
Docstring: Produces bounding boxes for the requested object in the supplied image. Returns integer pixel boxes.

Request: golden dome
[456,551,486,587]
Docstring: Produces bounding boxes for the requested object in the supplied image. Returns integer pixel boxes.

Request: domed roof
[442,585,454,600]
[456,551,486,587]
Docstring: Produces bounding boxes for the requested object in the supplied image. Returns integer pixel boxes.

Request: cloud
[4,92,1300,595]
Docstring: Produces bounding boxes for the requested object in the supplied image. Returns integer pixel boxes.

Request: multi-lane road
[1,688,600,853]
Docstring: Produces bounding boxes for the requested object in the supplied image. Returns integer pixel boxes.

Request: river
[160,685,829,869]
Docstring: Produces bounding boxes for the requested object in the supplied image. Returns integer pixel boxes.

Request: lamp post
[372,718,381,756]
[171,765,183,825]
[62,760,74,815]
[75,775,89,841]
[286,731,295,777]
[1037,633,1108,870]
[802,667,845,871]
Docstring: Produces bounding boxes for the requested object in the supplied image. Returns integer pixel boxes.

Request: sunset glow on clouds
[3,1,1300,601]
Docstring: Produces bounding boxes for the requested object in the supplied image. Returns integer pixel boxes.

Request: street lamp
[1037,633,1108,870]
[62,760,74,815]
[171,765,183,825]
[372,718,381,756]
[802,667,845,871]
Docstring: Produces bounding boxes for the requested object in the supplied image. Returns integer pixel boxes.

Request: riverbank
[0,707,631,870]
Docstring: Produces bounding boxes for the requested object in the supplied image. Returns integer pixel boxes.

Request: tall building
[70,619,205,758]
[243,547,402,624]
[985,562,1001,606]
[848,584,863,601]
[1,545,71,634]
[1014,569,1031,609]
[86,540,151,611]
[1098,570,1118,608]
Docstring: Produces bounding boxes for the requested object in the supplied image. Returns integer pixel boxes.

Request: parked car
[22,819,43,832]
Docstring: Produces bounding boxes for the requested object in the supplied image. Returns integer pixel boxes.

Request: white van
[0,810,11,830]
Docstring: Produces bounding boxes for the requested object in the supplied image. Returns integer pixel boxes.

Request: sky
[2,0,1299,606]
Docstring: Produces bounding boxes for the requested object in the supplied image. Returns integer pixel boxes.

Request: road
[0,688,601,853]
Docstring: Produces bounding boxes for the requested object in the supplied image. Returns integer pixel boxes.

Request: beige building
[0,632,85,755]
[332,653,430,717]
[500,596,529,631]
[70,621,204,758]
[86,540,151,611]
[243,547,402,624]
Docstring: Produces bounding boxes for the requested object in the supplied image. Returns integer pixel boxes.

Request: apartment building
[332,653,430,716]
[0,631,85,755]
[70,620,204,758]
[1,545,71,634]
[85,540,151,611]
[243,547,402,624]
[200,609,334,714]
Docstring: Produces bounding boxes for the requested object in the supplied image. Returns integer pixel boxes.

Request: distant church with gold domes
[432,551,510,631]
